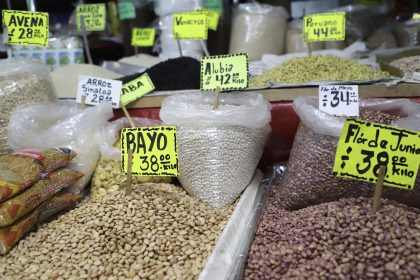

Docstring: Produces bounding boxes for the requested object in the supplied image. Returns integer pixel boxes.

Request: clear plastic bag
[160,92,271,208]
[7,101,113,194]
[0,58,57,155]
[277,96,420,209]
[154,0,202,16]
[229,3,289,61]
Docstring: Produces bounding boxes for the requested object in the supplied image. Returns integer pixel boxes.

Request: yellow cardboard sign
[197,9,220,31]
[131,28,156,47]
[2,10,49,46]
[121,73,155,106]
[201,53,249,91]
[333,119,420,190]
[76,4,106,31]
[173,12,208,40]
[121,126,179,176]
[303,12,346,42]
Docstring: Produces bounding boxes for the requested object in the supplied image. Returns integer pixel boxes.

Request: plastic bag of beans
[0,148,77,202]
[0,190,82,255]
[91,117,172,198]
[0,168,83,227]
[277,97,420,210]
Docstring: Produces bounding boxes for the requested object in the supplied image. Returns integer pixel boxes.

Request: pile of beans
[0,183,234,279]
[244,187,420,279]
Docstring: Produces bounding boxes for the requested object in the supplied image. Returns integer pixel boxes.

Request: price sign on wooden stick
[303,12,346,42]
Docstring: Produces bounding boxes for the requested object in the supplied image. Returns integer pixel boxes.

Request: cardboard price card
[118,0,136,20]
[76,4,106,31]
[121,73,155,106]
[333,119,420,190]
[201,53,249,91]
[303,12,346,42]
[76,76,122,108]
[131,28,156,47]
[2,10,49,46]
[173,12,208,40]
[319,85,359,117]
[196,9,220,31]
[121,126,179,176]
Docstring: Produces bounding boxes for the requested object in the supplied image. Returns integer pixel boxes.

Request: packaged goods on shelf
[285,19,324,54]
[7,102,113,194]
[91,117,172,198]
[366,30,397,50]
[154,0,202,16]
[0,59,57,155]
[277,97,420,210]
[0,148,77,202]
[229,3,289,61]
[250,55,390,86]
[244,184,420,280]
[160,92,271,208]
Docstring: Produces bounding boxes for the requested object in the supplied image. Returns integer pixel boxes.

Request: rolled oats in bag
[0,190,82,255]
[277,97,420,210]
[0,148,77,202]
[0,168,83,227]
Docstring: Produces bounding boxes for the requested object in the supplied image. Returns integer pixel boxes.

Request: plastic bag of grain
[277,96,420,210]
[91,117,172,198]
[160,92,271,208]
[7,101,113,194]
[0,58,57,155]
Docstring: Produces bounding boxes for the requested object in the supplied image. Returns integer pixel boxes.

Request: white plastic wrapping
[154,0,202,16]
[7,101,113,193]
[160,92,271,208]
[229,3,289,61]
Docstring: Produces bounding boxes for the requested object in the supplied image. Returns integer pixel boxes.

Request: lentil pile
[278,110,420,209]
[390,55,420,78]
[0,183,234,279]
[250,55,390,86]
[244,187,420,279]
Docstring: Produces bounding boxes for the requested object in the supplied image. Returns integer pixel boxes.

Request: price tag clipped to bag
[333,119,420,190]
[303,12,346,42]
[76,76,122,108]
[118,0,136,20]
[121,126,179,176]
[131,28,156,47]
[196,8,220,31]
[173,12,208,39]
[121,73,155,106]
[319,85,359,117]
[76,4,106,31]
[201,53,249,91]
[2,10,49,46]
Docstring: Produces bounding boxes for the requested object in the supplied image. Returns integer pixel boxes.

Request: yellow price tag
[76,4,106,31]
[303,12,346,42]
[173,12,208,40]
[413,13,420,20]
[197,9,220,31]
[201,53,249,91]
[131,28,156,47]
[2,10,49,46]
[121,73,155,106]
[333,119,420,190]
[121,126,179,176]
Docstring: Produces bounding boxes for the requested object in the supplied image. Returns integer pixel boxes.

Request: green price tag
[201,53,249,91]
[333,119,420,190]
[121,73,155,106]
[76,4,107,31]
[118,1,136,20]
[204,0,222,13]
[197,9,220,31]
[173,12,208,40]
[2,10,49,46]
[131,28,155,47]
[121,126,179,176]
[303,12,346,42]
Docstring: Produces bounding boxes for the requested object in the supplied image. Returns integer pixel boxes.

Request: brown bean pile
[0,183,234,280]
[278,110,420,209]
[244,187,420,279]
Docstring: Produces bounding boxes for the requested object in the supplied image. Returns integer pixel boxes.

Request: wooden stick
[175,33,183,57]
[200,40,209,56]
[80,15,93,65]
[372,166,386,213]
[81,95,86,109]
[213,86,221,110]
[2,26,12,58]
[125,149,133,196]
[135,46,138,57]
[305,33,312,56]
[121,103,135,128]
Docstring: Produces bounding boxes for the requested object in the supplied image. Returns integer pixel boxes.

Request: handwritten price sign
[304,12,346,42]
[319,85,359,117]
